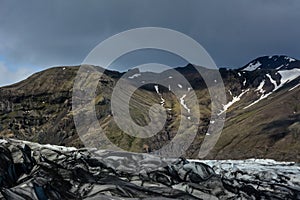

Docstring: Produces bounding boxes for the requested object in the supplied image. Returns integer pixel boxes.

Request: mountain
[0,55,300,161]
[240,55,300,71]
[213,56,300,161]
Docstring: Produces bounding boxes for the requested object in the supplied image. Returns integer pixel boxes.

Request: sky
[0,0,300,86]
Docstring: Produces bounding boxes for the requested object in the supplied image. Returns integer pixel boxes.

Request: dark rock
[0,139,299,199]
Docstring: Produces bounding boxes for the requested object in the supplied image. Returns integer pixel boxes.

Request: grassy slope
[1,65,300,161]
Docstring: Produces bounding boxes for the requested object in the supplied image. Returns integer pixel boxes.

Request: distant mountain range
[0,55,299,161]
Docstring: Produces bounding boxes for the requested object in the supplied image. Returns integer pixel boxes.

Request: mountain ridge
[239,55,300,71]
[0,55,300,161]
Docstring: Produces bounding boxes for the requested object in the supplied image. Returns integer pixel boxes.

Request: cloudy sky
[0,0,300,86]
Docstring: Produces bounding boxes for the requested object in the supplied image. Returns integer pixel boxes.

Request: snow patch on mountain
[289,83,300,91]
[128,73,141,79]
[255,80,266,93]
[266,74,279,91]
[245,70,300,109]
[243,61,262,71]
[160,97,165,106]
[278,68,300,85]
[154,85,165,106]
[244,75,276,109]
[269,68,300,91]
[244,92,272,109]
[276,65,284,70]
[154,85,159,94]
[219,89,249,114]
[180,94,191,113]
[285,56,296,63]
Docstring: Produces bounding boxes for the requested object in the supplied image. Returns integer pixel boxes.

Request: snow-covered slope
[240,55,300,71]
[243,68,300,109]
[242,61,262,71]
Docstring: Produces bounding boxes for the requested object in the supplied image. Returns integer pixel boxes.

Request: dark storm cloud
[0,0,300,71]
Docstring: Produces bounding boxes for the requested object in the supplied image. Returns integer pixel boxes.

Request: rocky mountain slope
[0,55,300,161]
